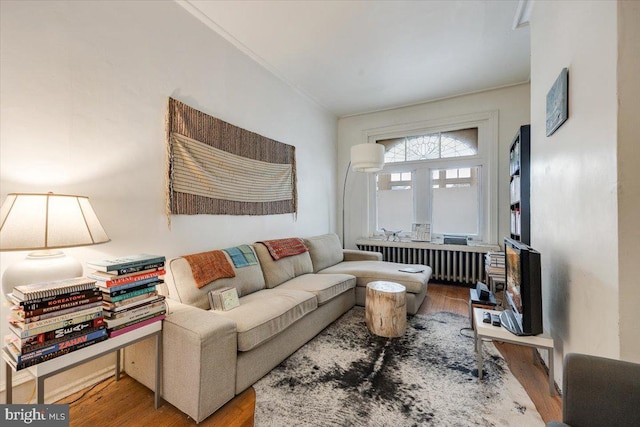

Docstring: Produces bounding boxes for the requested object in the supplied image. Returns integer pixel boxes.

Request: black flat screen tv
[500,238,543,336]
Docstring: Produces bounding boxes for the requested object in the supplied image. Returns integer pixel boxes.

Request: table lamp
[342,143,385,248]
[0,192,110,297]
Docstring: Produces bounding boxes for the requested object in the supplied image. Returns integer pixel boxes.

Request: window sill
[355,237,500,253]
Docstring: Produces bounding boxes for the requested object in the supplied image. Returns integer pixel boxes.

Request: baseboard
[45,365,115,403]
[0,364,116,404]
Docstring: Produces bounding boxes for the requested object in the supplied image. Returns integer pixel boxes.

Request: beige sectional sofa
[125,233,431,423]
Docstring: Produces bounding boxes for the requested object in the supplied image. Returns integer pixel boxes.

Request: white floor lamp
[0,192,110,298]
[342,143,385,249]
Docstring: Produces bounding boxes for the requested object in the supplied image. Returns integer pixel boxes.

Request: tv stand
[472,308,556,395]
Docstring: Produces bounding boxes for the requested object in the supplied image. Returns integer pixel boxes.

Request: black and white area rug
[254,308,544,426]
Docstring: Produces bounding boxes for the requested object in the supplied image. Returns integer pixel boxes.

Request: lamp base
[1,250,83,298]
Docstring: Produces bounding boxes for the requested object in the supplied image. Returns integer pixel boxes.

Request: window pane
[459,168,471,178]
[378,138,405,163]
[406,134,440,161]
[379,127,478,163]
[440,128,478,158]
[377,173,413,232]
[431,166,480,235]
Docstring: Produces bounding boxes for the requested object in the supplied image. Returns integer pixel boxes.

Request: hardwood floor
[58,283,561,425]
[418,283,562,423]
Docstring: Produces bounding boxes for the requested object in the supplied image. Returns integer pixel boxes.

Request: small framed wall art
[546,67,569,137]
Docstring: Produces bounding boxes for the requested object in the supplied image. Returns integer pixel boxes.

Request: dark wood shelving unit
[509,125,531,244]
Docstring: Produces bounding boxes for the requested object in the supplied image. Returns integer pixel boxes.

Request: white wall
[530,0,640,387]
[0,0,337,400]
[338,84,530,248]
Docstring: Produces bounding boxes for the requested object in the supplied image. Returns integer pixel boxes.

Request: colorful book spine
[105,309,166,331]
[103,299,165,320]
[17,289,101,311]
[12,277,97,301]
[21,295,103,318]
[108,315,165,338]
[5,332,109,371]
[10,323,106,355]
[9,310,104,338]
[93,273,164,290]
[13,301,103,323]
[112,262,165,276]
[102,286,158,303]
[100,279,162,296]
[86,254,166,273]
[7,329,108,363]
[102,292,158,311]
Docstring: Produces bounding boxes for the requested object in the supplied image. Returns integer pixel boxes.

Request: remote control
[491,313,501,327]
[482,311,491,323]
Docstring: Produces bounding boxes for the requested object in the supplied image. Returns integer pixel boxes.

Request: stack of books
[207,287,240,311]
[485,251,505,275]
[4,277,107,370]
[87,254,167,338]
[485,251,506,294]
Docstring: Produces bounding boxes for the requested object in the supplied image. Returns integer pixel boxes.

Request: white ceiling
[179,0,531,117]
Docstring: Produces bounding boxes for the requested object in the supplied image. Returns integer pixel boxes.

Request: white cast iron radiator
[356,240,496,285]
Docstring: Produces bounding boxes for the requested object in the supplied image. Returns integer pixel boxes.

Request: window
[431,167,480,235]
[376,172,414,231]
[364,112,498,244]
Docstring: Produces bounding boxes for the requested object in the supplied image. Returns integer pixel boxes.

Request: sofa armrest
[125,299,238,423]
[560,353,640,427]
[343,249,383,261]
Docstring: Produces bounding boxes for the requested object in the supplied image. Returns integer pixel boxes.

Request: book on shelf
[10,301,103,323]
[86,254,166,273]
[101,280,162,297]
[7,323,106,355]
[12,277,97,302]
[90,270,165,288]
[8,309,104,338]
[10,288,102,311]
[17,295,103,319]
[102,285,158,303]
[108,314,165,338]
[105,308,167,331]
[103,295,165,315]
[208,287,240,311]
[4,329,109,370]
[5,328,108,363]
[102,291,158,310]
[103,299,165,320]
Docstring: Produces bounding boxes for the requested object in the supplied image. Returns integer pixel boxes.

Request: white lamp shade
[0,193,110,251]
[350,143,385,172]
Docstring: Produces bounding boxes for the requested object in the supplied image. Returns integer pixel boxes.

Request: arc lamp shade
[0,193,110,251]
[350,143,385,173]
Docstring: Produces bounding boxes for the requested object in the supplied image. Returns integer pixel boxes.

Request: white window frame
[363,111,499,244]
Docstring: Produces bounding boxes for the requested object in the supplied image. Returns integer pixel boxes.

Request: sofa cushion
[165,249,266,310]
[253,242,313,288]
[304,233,345,273]
[216,289,317,351]
[318,260,431,294]
[277,273,356,305]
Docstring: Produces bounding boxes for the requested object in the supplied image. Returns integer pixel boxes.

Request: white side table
[3,321,162,407]
[473,308,555,395]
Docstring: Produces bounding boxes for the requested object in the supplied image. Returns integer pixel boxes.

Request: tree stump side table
[365,281,407,338]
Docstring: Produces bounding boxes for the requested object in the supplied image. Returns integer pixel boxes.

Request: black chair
[546,353,640,427]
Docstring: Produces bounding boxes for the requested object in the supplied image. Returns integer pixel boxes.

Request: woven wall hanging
[166,98,297,218]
